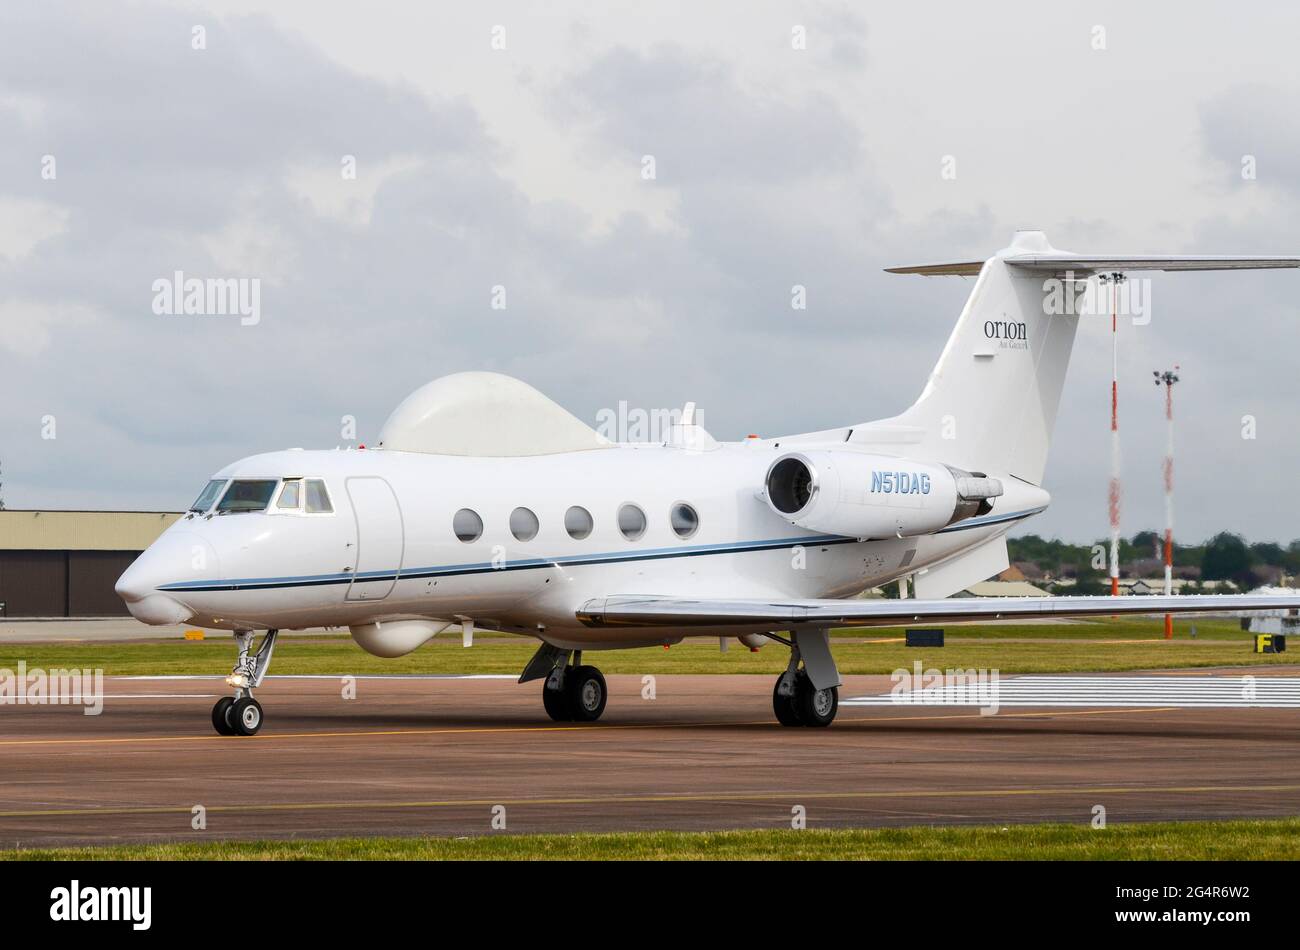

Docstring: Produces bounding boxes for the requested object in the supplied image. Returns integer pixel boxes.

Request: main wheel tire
[795,674,838,728]
[772,675,803,726]
[542,680,572,721]
[211,696,236,736]
[231,697,263,736]
[566,666,607,722]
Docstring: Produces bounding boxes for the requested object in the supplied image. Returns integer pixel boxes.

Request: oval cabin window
[510,507,539,542]
[617,503,646,541]
[670,502,699,539]
[453,508,483,542]
[565,506,593,540]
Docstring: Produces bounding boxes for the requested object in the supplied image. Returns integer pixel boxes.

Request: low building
[959,580,1051,598]
[0,510,180,617]
[1011,560,1047,582]
[1124,578,1164,596]
[1125,557,1165,578]
[1118,577,1226,595]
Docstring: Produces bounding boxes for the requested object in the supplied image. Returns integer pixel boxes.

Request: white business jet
[116,231,1300,736]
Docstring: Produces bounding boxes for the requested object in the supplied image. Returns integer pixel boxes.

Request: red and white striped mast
[1101,272,1126,596]
[1154,367,1180,639]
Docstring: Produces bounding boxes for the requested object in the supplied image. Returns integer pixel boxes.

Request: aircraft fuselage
[116,443,1046,647]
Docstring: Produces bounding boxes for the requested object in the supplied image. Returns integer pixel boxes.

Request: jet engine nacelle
[763,450,1002,539]
[350,619,451,658]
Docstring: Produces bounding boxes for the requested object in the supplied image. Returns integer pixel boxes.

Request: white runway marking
[842,675,1300,709]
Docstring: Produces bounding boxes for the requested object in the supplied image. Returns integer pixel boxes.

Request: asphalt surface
[2,672,1299,848]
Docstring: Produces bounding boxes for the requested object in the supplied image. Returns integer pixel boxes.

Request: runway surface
[3,671,1300,848]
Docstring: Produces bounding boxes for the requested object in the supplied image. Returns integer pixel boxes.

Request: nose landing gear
[211,629,278,736]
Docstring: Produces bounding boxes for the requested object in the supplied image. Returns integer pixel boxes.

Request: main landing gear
[770,630,840,728]
[520,643,607,722]
[211,629,278,736]
[542,653,607,722]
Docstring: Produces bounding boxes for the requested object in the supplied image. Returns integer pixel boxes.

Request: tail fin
[866,230,1298,483]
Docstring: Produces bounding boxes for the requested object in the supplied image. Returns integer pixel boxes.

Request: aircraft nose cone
[121,591,194,625]
[115,532,218,625]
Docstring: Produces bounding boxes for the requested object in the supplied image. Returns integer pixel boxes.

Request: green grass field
[0,617,1286,678]
[6,819,1299,861]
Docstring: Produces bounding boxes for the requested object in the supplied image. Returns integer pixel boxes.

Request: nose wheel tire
[231,697,264,736]
[567,665,607,722]
[211,697,237,735]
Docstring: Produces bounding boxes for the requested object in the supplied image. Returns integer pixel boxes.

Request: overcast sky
[3,1,1299,544]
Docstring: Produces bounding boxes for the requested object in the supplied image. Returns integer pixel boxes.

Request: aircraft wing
[576,593,1300,628]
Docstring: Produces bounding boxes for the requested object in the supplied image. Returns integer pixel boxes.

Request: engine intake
[767,456,818,514]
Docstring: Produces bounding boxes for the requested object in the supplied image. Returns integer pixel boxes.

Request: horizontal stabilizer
[884,260,985,276]
[1003,254,1300,273]
[886,254,1300,277]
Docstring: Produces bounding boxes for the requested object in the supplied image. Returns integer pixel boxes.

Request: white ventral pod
[763,450,1001,539]
[349,619,452,658]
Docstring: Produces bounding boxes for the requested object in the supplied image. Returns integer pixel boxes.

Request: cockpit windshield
[215,479,279,513]
[189,479,228,513]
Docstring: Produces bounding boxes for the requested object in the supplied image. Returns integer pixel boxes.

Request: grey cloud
[555,45,863,185]
[1199,84,1300,199]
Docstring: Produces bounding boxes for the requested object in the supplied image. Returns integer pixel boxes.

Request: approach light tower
[1100,273,1127,596]
[1154,367,1181,639]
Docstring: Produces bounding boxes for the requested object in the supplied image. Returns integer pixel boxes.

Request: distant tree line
[1008,531,1300,593]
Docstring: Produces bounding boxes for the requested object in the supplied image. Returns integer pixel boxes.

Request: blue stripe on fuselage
[157,507,1044,593]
